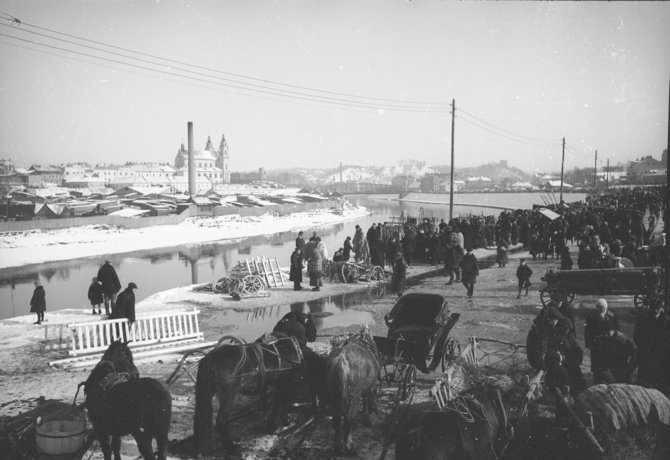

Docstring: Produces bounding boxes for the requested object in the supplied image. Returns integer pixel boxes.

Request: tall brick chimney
[188,122,195,196]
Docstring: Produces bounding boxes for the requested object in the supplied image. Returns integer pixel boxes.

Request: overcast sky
[0,1,668,174]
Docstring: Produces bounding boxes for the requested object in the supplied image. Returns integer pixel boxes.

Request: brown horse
[394,384,513,460]
[192,336,308,456]
[326,329,381,454]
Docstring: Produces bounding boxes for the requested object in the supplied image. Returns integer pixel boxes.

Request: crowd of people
[536,294,669,401]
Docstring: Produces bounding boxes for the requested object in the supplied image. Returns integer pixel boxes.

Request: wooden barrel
[35,413,87,456]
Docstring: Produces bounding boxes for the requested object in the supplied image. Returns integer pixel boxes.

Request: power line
[0,31,453,113]
[457,113,559,147]
[0,22,450,112]
[0,15,452,109]
[458,107,561,144]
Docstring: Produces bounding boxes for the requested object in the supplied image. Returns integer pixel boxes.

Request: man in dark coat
[295,231,305,251]
[30,280,46,325]
[112,282,138,324]
[545,307,586,395]
[390,252,408,298]
[97,260,121,316]
[584,298,619,350]
[459,247,479,297]
[590,323,637,384]
[289,248,304,291]
[515,258,532,298]
[87,276,104,314]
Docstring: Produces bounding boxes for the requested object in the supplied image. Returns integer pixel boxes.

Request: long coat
[97,263,121,297]
[307,250,323,287]
[88,282,104,305]
[391,259,407,294]
[30,286,46,313]
[444,244,464,270]
[289,250,303,283]
[370,238,385,267]
[459,253,479,284]
[112,288,136,323]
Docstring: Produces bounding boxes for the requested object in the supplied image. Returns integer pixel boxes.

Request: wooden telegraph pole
[449,99,455,220]
[559,137,565,204]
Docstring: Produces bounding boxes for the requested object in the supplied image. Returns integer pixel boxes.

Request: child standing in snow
[516,258,532,298]
[30,280,46,325]
[88,277,104,314]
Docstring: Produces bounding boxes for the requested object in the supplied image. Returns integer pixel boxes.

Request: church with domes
[174,133,230,190]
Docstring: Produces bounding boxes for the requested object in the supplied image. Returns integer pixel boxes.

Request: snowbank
[0,203,370,269]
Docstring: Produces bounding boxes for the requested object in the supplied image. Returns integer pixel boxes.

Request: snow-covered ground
[0,202,370,269]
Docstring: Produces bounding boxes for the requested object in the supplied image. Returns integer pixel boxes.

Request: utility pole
[449,99,455,220]
[664,74,669,302]
[559,137,565,205]
[593,150,598,192]
[606,158,610,189]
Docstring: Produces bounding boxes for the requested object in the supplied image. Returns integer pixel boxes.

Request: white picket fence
[47,309,213,368]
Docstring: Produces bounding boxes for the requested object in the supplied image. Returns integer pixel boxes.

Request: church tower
[204,136,214,152]
[174,142,187,169]
[216,134,230,184]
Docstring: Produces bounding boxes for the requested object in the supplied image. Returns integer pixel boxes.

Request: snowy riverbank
[0,202,370,269]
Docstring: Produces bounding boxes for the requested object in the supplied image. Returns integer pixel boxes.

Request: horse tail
[193,353,214,455]
[327,349,357,420]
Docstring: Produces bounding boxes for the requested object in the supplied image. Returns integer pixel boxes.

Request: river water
[0,192,586,320]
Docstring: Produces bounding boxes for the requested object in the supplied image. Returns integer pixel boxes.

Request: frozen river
[0,192,585,319]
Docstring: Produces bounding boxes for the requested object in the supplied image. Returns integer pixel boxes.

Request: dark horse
[326,329,381,454]
[192,336,307,456]
[394,384,514,460]
[83,341,172,460]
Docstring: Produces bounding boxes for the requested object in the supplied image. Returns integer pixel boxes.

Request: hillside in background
[266,159,533,187]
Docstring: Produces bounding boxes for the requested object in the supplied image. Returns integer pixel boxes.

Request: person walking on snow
[30,280,46,325]
[516,258,532,298]
[459,247,479,297]
[88,277,104,314]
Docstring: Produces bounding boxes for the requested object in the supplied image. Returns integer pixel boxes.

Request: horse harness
[228,336,304,384]
[441,392,513,460]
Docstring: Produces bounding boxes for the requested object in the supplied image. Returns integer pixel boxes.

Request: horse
[326,329,381,454]
[83,341,172,460]
[394,384,514,460]
[192,336,308,456]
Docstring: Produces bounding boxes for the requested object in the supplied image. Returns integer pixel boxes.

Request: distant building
[0,158,15,175]
[420,173,452,193]
[174,133,230,185]
[28,165,64,186]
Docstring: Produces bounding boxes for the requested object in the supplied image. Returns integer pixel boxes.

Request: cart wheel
[397,363,417,401]
[243,275,265,293]
[367,265,385,282]
[216,335,246,347]
[165,349,208,386]
[634,293,651,312]
[341,264,360,283]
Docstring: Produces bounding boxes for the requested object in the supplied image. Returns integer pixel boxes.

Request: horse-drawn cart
[373,293,460,399]
[539,266,665,312]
